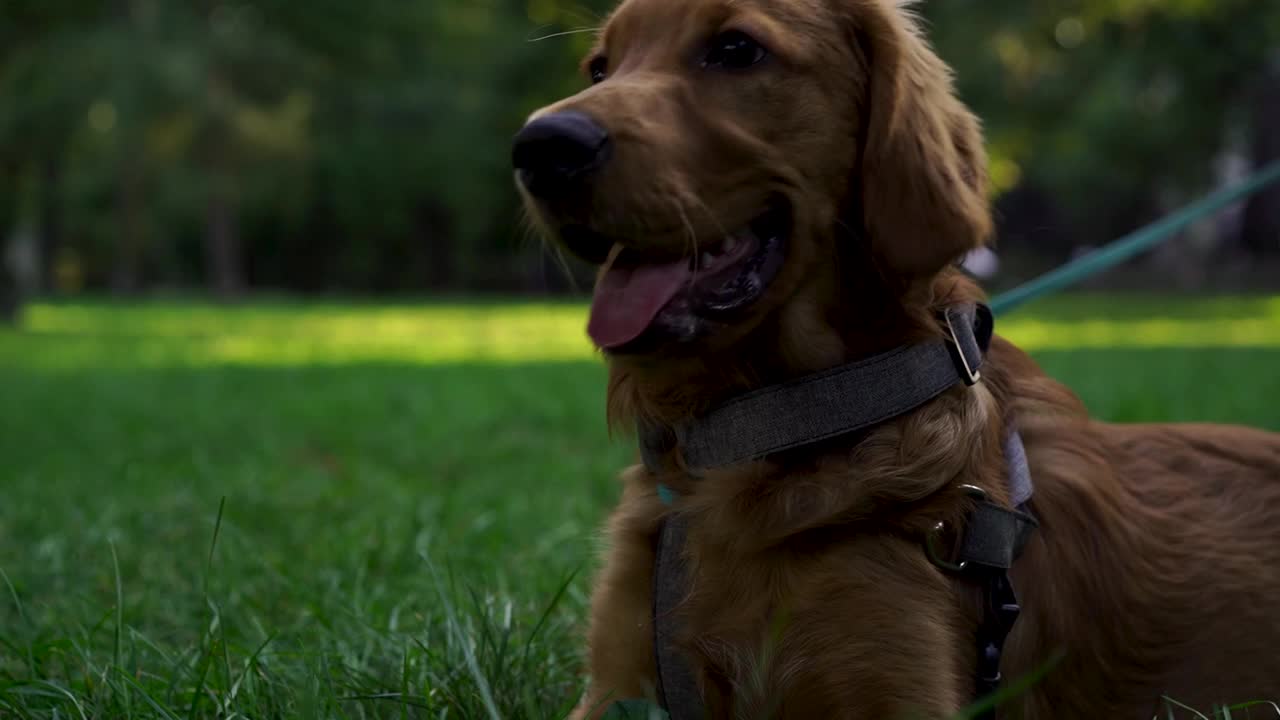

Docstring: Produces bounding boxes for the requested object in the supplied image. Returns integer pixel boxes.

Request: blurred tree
[0,146,18,322]
[926,0,1280,263]
[0,155,16,324]
[1241,52,1280,258]
[0,1,103,293]
[0,0,1275,295]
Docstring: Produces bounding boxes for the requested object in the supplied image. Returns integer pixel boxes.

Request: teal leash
[990,158,1280,315]
[657,484,678,506]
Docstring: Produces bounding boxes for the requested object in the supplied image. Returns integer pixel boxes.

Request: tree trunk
[107,0,147,295]
[0,158,18,323]
[0,246,17,324]
[201,57,246,300]
[0,274,16,324]
[1241,58,1280,259]
[205,183,245,299]
[38,155,63,294]
[110,148,145,294]
[416,197,455,291]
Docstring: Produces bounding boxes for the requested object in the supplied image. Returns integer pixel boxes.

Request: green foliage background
[1,0,1278,295]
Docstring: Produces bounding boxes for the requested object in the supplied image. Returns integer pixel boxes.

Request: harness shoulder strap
[653,515,705,719]
[956,432,1039,572]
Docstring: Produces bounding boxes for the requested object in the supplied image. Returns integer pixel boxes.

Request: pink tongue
[587,245,693,349]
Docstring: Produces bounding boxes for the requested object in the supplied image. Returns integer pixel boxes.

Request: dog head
[514,0,991,359]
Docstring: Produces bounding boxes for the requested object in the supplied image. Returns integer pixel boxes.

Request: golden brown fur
[517,0,1280,717]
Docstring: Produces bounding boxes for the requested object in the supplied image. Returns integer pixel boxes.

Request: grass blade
[109,541,132,717]
[0,566,24,621]
[1161,696,1213,720]
[115,666,182,720]
[422,551,502,720]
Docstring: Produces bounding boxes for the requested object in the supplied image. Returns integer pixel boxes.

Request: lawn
[1,293,1279,719]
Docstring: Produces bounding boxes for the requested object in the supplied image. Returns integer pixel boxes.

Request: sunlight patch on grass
[2,301,600,369]
[1,294,1278,370]
[999,315,1280,350]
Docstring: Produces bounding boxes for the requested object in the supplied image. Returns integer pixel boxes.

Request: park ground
[1,294,1279,718]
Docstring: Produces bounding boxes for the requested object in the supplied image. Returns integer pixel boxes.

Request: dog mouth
[583,200,790,353]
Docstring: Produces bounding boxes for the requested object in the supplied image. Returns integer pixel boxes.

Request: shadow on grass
[5,344,1277,428]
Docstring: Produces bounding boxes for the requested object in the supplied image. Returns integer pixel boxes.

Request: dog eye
[703,30,768,70]
[588,57,609,84]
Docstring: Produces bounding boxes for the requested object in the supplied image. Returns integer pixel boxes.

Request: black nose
[512,111,612,198]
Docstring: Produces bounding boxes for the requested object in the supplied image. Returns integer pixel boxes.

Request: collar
[639,302,994,478]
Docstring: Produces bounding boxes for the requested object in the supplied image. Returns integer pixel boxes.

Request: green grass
[1,293,1278,718]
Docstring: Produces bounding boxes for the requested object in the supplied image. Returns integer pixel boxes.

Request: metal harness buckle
[922,483,1024,720]
[924,484,988,572]
[945,309,982,386]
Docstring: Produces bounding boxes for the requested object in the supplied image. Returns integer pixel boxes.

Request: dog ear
[847,3,993,278]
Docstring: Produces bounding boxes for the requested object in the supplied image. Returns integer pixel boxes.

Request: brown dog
[513,0,1280,717]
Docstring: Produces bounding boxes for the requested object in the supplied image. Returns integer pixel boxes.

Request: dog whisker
[672,199,700,283]
[527,26,601,43]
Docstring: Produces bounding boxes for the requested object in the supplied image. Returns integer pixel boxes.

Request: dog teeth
[700,251,716,268]
[723,236,738,252]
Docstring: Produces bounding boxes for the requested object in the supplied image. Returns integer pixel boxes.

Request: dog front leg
[571,475,666,720]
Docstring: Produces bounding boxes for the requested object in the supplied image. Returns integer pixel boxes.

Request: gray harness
[638,304,1038,720]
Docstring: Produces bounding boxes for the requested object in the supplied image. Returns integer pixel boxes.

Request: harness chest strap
[637,303,1039,720]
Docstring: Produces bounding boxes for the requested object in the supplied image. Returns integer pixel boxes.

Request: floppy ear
[849,3,992,277]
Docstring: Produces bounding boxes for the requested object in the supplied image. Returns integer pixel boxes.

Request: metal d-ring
[925,484,989,573]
